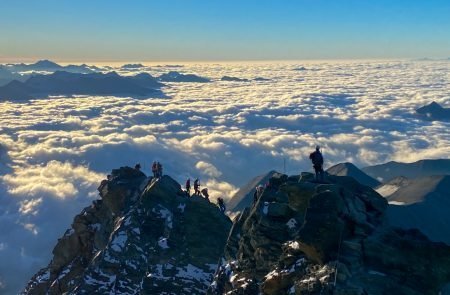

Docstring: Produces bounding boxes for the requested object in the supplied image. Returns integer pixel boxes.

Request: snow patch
[368,270,387,276]
[286,218,297,229]
[111,231,128,252]
[263,202,269,215]
[157,237,169,249]
[376,184,400,197]
[388,201,406,205]
[286,241,300,250]
[178,203,186,213]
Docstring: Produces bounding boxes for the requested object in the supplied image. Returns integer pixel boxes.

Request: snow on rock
[388,201,406,205]
[286,218,297,229]
[178,203,186,213]
[175,264,212,285]
[110,231,128,252]
[286,241,300,250]
[368,270,387,276]
[263,202,269,215]
[157,237,169,249]
[376,184,400,197]
[153,206,174,228]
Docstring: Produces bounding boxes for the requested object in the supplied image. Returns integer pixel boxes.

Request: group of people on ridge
[151,161,163,178]
[185,177,226,212]
[98,146,323,216]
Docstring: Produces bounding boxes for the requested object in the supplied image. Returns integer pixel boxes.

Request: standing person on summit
[151,161,158,178]
[309,145,324,182]
[194,178,200,195]
[185,178,191,196]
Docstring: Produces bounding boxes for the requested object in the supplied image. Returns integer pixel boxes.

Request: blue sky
[1,0,450,61]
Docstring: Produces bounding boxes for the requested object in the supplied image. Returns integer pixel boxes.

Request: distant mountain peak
[32,59,61,68]
[416,101,450,121]
[327,162,380,188]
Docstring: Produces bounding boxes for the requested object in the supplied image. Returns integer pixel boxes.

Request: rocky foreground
[22,168,450,294]
[22,167,231,294]
[210,173,450,295]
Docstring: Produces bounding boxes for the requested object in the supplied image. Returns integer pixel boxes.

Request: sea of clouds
[0,60,450,293]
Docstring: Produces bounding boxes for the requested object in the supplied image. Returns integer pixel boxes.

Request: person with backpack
[194,178,200,195]
[151,161,158,178]
[185,178,191,195]
[217,197,226,213]
[309,145,324,182]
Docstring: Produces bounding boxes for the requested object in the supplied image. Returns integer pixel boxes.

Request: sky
[1,0,450,62]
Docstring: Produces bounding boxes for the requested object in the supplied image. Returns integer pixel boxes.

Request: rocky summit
[209,172,450,295]
[22,166,232,295]
[21,168,450,295]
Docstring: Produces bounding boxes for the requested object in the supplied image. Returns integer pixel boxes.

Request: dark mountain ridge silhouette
[0,71,165,100]
[327,162,381,188]
[416,101,450,121]
[377,175,450,244]
[6,59,98,74]
[158,71,210,83]
[362,159,450,182]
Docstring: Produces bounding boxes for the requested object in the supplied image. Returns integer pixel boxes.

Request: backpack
[310,151,323,165]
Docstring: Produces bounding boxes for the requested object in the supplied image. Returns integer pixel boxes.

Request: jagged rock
[209,172,450,295]
[22,167,232,295]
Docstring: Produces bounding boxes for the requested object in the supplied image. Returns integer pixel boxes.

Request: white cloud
[0,60,450,293]
[195,161,222,178]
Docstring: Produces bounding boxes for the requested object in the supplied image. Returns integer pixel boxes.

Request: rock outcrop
[158,71,210,83]
[416,101,450,121]
[209,172,450,294]
[227,170,277,214]
[22,166,231,295]
[327,162,380,188]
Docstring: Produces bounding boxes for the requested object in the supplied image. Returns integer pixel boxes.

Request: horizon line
[1,57,449,65]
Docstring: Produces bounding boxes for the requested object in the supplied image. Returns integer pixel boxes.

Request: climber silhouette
[309,145,324,182]
[185,178,191,196]
[217,197,226,213]
[194,178,200,195]
[151,161,158,178]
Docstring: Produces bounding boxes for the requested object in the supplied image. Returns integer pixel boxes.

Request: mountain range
[6,60,98,74]
[362,158,450,182]
[0,71,165,100]
[327,162,380,188]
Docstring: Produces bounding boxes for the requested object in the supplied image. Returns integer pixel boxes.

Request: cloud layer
[1,60,450,293]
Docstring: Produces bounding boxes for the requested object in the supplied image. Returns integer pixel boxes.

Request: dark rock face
[362,159,450,183]
[209,173,450,295]
[0,71,164,100]
[378,175,450,245]
[416,101,450,121]
[227,170,277,213]
[22,167,231,295]
[220,76,250,82]
[6,60,96,74]
[327,162,380,188]
[158,71,210,83]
